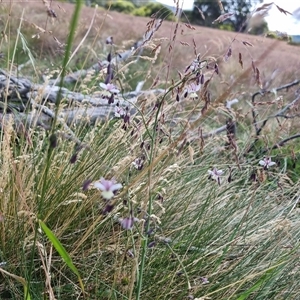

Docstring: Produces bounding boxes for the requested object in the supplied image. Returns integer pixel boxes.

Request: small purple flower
[259,157,276,169]
[183,82,201,99]
[132,157,144,170]
[208,167,223,185]
[184,58,200,74]
[127,249,135,258]
[200,277,209,284]
[94,178,122,200]
[119,216,138,230]
[99,82,120,95]
[114,104,125,118]
[106,36,113,45]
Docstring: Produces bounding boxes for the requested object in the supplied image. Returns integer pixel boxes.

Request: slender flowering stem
[135,60,208,299]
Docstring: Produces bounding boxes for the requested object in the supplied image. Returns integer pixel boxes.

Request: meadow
[0,1,300,299]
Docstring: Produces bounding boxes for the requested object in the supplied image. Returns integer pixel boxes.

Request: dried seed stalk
[238,52,243,69]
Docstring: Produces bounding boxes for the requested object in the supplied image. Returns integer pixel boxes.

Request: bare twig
[246,79,300,154]
[263,134,300,153]
[251,79,300,135]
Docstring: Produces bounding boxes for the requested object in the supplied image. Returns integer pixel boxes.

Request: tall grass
[0,1,300,300]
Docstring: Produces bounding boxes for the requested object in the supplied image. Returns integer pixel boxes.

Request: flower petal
[111,88,120,94]
[216,170,223,175]
[99,82,107,89]
[111,183,122,192]
[101,190,114,200]
[94,182,106,190]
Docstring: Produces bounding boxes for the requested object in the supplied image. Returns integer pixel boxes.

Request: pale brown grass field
[1,0,299,80]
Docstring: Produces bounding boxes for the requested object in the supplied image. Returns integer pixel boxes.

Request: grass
[1,1,300,299]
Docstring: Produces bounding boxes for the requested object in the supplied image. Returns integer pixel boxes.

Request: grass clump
[0,1,300,300]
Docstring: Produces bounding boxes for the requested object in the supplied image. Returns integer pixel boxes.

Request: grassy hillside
[0,1,300,299]
[1,1,300,75]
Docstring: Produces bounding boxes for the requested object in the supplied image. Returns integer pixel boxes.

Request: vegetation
[0,1,300,300]
[78,0,268,34]
[175,0,264,32]
[105,0,136,14]
[133,2,174,21]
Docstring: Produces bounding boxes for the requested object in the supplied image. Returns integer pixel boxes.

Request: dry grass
[1,1,299,75]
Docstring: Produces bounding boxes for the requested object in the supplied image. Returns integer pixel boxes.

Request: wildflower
[122,108,131,130]
[259,157,276,169]
[106,36,113,45]
[114,104,125,118]
[183,82,201,99]
[99,83,120,95]
[208,167,223,185]
[119,216,138,230]
[94,178,122,200]
[127,250,135,258]
[132,157,144,170]
[184,57,201,74]
[200,277,209,284]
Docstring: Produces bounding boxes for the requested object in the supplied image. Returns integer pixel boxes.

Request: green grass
[0,1,300,300]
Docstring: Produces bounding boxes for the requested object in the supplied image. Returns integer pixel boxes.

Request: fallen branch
[251,79,300,136]
[46,18,163,86]
[263,133,300,153]
[256,94,300,137]
[246,79,300,154]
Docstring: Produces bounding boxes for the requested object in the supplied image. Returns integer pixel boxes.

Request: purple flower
[184,58,201,74]
[94,178,122,200]
[259,157,276,169]
[114,104,125,118]
[99,82,120,95]
[200,277,209,284]
[132,157,144,170]
[119,216,138,230]
[208,167,223,185]
[183,82,201,99]
[106,36,113,45]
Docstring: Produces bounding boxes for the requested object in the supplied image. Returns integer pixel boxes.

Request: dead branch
[251,79,300,135]
[263,133,300,153]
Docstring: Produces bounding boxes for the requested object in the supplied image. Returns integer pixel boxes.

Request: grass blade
[0,268,31,300]
[38,220,85,293]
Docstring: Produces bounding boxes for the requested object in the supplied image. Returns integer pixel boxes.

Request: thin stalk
[135,89,169,299]
[25,2,82,297]
[51,0,82,132]
[134,60,209,298]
